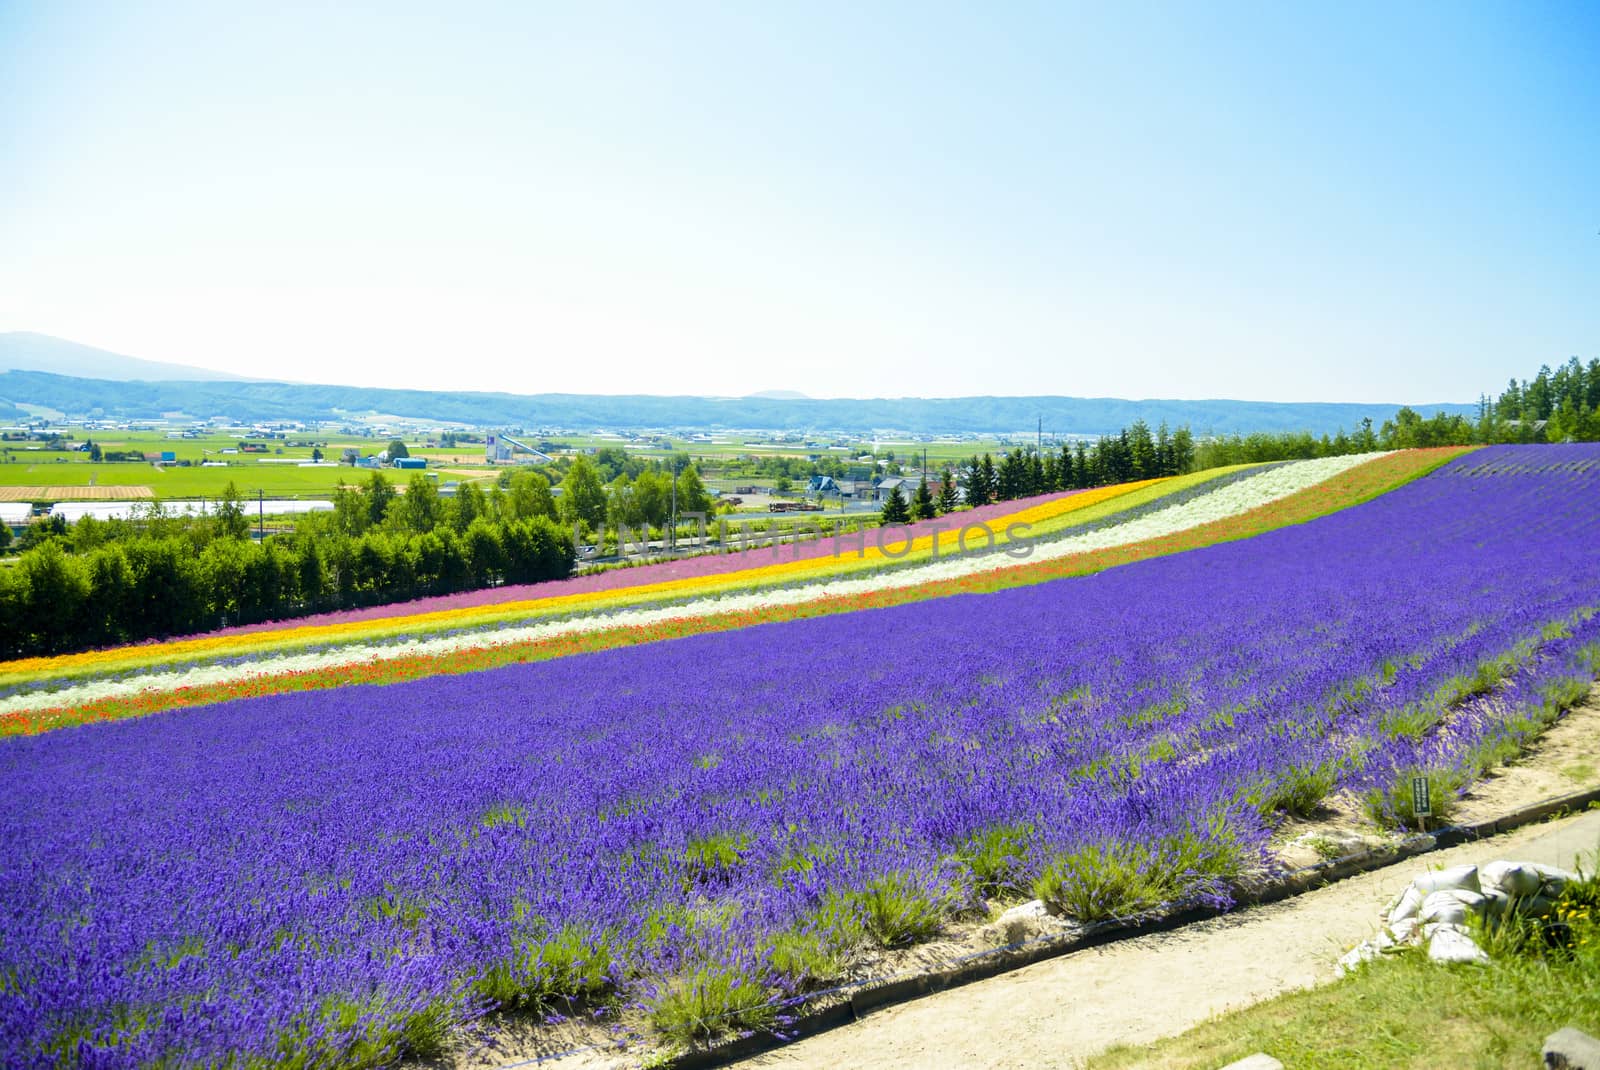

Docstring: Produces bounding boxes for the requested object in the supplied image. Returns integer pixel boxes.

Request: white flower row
[1,454,1385,719]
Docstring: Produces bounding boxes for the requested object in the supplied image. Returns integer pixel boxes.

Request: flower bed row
[3,451,1455,734]
[0,478,1161,686]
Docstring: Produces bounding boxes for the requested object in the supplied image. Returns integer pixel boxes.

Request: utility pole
[669,457,679,551]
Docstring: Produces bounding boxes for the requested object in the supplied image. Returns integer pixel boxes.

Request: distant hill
[0,332,246,382]
[0,368,1477,436]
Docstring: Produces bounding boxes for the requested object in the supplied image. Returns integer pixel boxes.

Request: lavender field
[5,445,1600,1067]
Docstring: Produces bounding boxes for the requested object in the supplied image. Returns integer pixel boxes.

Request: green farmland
[0,461,381,499]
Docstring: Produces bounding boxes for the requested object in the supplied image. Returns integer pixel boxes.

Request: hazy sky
[1,2,1595,402]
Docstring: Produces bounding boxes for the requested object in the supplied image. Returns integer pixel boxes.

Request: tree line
[0,473,574,658]
[876,357,1600,522]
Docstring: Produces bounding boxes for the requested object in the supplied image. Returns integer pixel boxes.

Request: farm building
[485,433,554,465]
[874,477,911,502]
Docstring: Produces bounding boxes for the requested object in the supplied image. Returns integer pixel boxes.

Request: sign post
[1411,775,1432,833]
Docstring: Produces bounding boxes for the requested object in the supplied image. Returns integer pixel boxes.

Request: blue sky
[1,1,1595,402]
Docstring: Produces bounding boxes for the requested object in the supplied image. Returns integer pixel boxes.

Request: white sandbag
[1337,941,1382,976]
[1532,864,1576,898]
[1420,889,1486,925]
[1387,884,1425,925]
[1428,924,1489,965]
[1480,860,1542,899]
[1411,864,1481,895]
[1523,893,1558,918]
[1387,917,1421,945]
[1480,888,1510,917]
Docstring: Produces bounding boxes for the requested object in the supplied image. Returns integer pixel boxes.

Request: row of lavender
[3,445,1599,1066]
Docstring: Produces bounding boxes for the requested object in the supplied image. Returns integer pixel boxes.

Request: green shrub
[1360,767,1466,830]
[1034,826,1245,922]
[647,965,778,1044]
[762,887,867,985]
[473,923,615,1011]
[956,823,1035,898]
[847,874,949,947]
[683,831,750,883]
[1252,762,1338,818]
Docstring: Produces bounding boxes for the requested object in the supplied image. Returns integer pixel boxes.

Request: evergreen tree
[937,468,959,514]
[880,483,911,523]
[1128,419,1155,479]
[995,449,1025,501]
[961,455,991,508]
[979,454,998,502]
[910,476,935,520]
[1072,441,1090,488]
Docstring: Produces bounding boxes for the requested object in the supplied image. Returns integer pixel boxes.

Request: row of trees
[957,421,1198,508]
[0,479,574,658]
[555,455,716,535]
[1493,357,1600,425]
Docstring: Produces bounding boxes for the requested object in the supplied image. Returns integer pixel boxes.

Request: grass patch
[252,992,454,1070]
[765,893,866,984]
[1302,834,1348,861]
[1089,867,1600,1070]
[360,888,427,930]
[479,802,527,830]
[1562,761,1598,784]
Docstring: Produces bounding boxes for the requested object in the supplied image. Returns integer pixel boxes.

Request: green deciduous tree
[216,482,250,541]
[559,455,608,531]
[363,471,396,529]
[394,473,443,534]
[506,470,557,521]
[675,464,714,519]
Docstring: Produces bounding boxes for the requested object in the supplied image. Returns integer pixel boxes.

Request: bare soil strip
[0,485,155,501]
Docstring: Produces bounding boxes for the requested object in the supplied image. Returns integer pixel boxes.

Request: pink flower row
[211,488,1084,637]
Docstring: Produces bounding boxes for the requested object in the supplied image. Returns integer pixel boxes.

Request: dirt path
[733,808,1600,1070]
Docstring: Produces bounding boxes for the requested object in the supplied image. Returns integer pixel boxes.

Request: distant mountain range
[0,332,1477,436]
[0,332,247,382]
